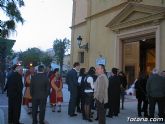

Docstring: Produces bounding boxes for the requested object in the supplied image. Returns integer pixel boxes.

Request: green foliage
[0,0,24,38]
[53,38,70,73]
[19,48,52,67]
[40,54,52,66]
[7,49,15,57]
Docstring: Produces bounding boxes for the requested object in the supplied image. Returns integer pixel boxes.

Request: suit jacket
[30,73,50,99]
[66,69,78,91]
[135,77,147,99]
[146,74,165,97]
[108,75,121,101]
[6,72,23,98]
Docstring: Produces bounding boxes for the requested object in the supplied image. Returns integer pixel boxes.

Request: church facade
[71,0,165,83]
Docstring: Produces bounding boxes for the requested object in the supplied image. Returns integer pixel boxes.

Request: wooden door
[123,41,140,85]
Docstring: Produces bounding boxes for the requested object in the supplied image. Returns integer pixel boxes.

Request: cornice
[70,21,87,29]
[106,3,165,32]
[109,11,165,32]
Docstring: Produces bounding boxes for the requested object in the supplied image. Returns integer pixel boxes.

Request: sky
[8,0,73,52]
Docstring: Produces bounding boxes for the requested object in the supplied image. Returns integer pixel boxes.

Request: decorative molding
[111,11,165,31]
[127,0,143,3]
[106,3,165,32]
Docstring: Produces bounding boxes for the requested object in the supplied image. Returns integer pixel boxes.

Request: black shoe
[39,122,45,124]
[88,119,93,122]
[27,111,32,114]
[95,117,98,120]
[70,114,77,117]
[114,114,118,117]
[57,110,61,112]
[106,115,113,118]
[144,113,148,117]
[77,107,81,113]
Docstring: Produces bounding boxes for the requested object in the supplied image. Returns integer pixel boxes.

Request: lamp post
[77,35,88,52]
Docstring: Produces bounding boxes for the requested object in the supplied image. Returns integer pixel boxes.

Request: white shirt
[85,76,94,93]
[78,76,82,84]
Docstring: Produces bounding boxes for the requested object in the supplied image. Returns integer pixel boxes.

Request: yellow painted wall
[71,23,87,63]
[88,9,122,71]
[89,0,164,18]
[71,0,165,71]
[91,0,127,15]
[73,0,87,25]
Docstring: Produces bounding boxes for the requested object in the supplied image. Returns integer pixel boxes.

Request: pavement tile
[0,85,163,124]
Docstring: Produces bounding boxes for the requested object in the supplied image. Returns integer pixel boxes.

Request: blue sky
[8,0,73,52]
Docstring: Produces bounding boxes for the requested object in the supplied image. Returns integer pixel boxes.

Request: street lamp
[77,35,88,52]
[30,63,33,67]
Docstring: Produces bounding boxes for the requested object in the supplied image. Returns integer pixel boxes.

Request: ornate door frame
[115,25,160,71]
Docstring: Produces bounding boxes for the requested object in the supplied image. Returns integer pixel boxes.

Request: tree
[0,0,24,38]
[40,54,53,67]
[53,38,70,74]
[19,48,52,67]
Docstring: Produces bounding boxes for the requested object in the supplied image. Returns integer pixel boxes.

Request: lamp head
[77,35,82,47]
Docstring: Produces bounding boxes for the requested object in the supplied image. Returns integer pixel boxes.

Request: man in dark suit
[6,65,23,124]
[30,65,50,124]
[107,67,121,118]
[66,62,80,117]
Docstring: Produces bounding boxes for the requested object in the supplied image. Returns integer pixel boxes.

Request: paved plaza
[0,84,163,124]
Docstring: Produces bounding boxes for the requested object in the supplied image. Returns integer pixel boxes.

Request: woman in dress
[50,68,63,112]
[23,66,34,114]
[84,67,95,122]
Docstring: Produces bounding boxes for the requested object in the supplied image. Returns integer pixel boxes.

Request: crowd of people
[135,69,165,119]
[66,62,128,124]
[1,62,165,124]
[3,64,61,124]
[66,62,165,124]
